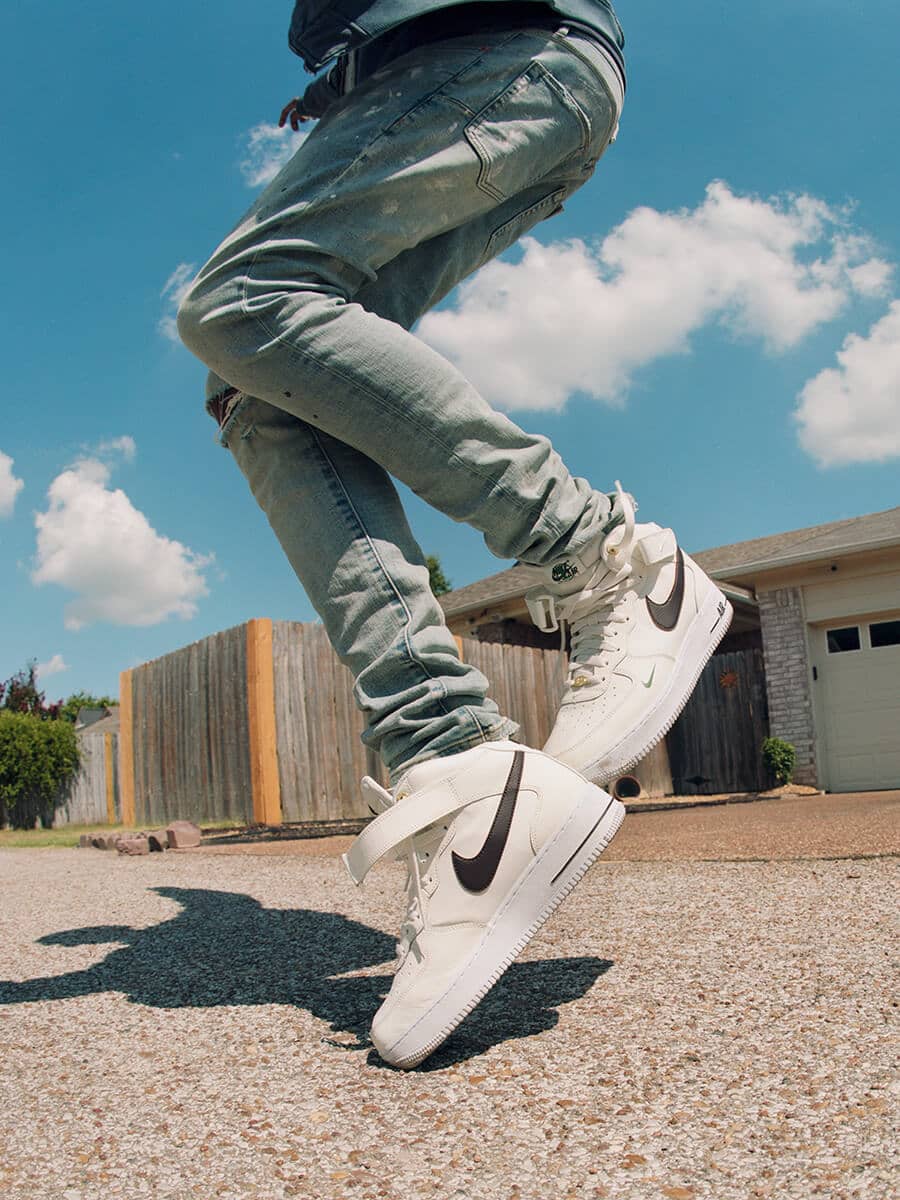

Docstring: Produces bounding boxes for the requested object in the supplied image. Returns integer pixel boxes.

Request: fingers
[279,99,301,130]
[279,99,313,131]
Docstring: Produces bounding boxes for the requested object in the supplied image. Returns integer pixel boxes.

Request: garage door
[810,616,900,791]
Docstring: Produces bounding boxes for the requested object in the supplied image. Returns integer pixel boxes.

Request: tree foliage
[426,554,452,597]
[0,662,100,828]
[0,662,115,725]
[57,691,117,725]
[0,710,80,828]
[0,660,62,720]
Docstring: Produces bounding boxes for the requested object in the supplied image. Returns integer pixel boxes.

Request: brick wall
[757,587,818,787]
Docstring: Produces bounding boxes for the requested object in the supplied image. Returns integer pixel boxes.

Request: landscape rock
[92,834,121,850]
[166,820,202,849]
[147,830,169,852]
[116,836,149,856]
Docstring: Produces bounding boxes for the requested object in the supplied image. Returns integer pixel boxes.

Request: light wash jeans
[177,25,623,778]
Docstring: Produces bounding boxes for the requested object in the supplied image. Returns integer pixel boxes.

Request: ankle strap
[343,786,470,884]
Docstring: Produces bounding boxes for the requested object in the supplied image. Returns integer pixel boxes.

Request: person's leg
[207,374,516,779]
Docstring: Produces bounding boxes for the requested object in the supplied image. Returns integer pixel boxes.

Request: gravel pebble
[1,839,896,1200]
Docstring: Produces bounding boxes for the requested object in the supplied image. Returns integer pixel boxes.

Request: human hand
[279,98,312,131]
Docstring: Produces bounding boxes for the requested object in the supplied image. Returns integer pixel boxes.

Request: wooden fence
[48,619,770,829]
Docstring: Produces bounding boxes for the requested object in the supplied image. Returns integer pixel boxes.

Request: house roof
[691,505,900,579]
[76,708,119,735]
[439,506,900,617]
[440,563,541,618]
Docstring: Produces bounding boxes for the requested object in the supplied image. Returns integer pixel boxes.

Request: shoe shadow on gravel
[0,887,611,1064]
[370,955,614,1072]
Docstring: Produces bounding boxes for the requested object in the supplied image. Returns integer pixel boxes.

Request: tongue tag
[551,560,579,584]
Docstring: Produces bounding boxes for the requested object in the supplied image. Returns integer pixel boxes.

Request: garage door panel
[830,751,900,792]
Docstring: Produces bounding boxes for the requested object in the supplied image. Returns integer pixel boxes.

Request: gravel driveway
[1,799,896,1200]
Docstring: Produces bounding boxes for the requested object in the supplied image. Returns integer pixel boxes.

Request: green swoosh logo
[642,666,656,688]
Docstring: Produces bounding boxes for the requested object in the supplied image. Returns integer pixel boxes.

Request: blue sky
[2,1,899,703]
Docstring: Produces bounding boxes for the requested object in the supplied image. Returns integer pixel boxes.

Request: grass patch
[0,818,247,850]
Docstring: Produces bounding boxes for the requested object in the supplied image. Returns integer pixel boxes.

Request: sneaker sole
[374,786,626,1069]
[585,587,733,785]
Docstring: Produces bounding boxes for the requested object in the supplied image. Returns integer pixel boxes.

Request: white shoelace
[394,819,448,962]
[527,484,638,690]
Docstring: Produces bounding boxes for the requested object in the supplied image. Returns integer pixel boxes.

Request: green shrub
[0,711,80,829]
[761,736,796,786]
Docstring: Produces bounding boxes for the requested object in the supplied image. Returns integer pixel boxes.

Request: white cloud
[159,262,197,342]
[95,436,136,463]
[418,181,892,412]
[795,300,900,466]
[0,451,24,518]
[240,122,309,188]
[32,453,213,631]
[36,654,69,681]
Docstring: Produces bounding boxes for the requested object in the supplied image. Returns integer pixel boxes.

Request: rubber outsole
[376,792,626,1069]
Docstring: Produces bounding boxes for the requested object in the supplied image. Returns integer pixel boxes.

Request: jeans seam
[309,428,487,739]
[549,30,620,133]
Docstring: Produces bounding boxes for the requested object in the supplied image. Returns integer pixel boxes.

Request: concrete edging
[625,789,825,814]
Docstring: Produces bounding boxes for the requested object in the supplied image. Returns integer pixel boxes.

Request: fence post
[119,669,135,827]
[246,618,283,826]
[104,732,117,824]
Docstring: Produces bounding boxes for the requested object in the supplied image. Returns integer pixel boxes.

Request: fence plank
[119,670,135,826]
[246,619,282,825]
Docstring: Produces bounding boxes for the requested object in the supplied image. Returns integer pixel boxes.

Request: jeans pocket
[464,60,591,202]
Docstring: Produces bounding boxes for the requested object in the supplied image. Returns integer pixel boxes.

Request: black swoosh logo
[646,546,685,631]
[452,751,523,893]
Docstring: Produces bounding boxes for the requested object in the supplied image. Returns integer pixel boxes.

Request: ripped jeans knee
[205,373,248,447]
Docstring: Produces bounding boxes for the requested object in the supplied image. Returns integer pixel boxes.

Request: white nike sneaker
[343,739,624,1069]
[525,485,732,784]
